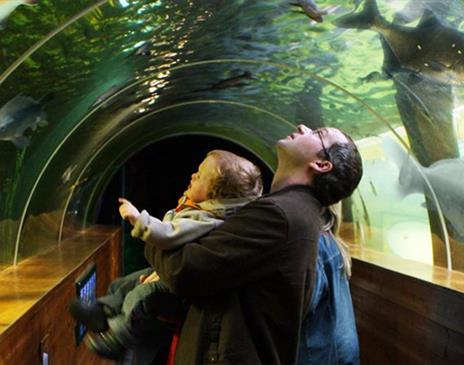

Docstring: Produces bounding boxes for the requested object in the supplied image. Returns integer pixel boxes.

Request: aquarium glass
[0,0,463,272]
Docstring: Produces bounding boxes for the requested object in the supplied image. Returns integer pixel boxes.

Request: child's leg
[98,267,154,314]
[122,280,175,317]
[107,280,183,347]
[69,267,154,333]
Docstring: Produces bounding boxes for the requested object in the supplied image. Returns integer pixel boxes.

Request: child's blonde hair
[206,150,263,200]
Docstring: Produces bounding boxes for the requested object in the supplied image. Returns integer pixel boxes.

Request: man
[145,124,363,365]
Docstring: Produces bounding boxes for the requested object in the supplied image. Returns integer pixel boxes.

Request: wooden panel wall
[351,259,464,364]
[0,227,122,365]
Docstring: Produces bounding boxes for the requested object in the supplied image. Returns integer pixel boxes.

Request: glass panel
[0,0,463,273]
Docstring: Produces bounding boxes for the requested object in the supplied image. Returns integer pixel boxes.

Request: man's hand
[118,197,140,226]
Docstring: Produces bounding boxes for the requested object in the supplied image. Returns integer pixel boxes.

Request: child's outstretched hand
[118,197,140,226]
[139,271,160,284]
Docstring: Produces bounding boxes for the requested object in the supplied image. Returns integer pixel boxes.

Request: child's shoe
[84,330,126,361]
[69,299,109,332]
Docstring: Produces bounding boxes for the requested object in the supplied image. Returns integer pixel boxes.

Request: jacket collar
[264,184,322,206]
[266,184,318,197]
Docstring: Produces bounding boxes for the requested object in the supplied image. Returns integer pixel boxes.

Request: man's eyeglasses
[313,129,330,161]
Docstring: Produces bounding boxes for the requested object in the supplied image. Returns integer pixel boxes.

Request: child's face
[186,155,218,203]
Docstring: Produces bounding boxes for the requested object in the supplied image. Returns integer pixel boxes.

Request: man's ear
[309,160,333,174]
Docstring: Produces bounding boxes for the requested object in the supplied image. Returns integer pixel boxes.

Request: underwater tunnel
[0,0,464,363]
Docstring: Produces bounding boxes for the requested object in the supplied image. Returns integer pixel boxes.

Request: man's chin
[276,138,290,149]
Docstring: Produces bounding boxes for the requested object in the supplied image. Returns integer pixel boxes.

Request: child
[69,150,263,361]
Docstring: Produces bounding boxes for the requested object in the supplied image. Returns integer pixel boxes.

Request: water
[0,0,463,271]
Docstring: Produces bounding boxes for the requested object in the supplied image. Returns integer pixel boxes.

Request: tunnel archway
[94,133,274,273]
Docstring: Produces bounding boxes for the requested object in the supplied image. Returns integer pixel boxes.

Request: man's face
[277,125,348,166]
[186,155,218,203]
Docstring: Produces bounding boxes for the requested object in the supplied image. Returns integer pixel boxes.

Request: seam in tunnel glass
[12,58,413,264]
[0,0,109,85]
[57,99,290,243]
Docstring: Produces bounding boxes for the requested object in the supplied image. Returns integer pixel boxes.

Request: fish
[124,42,151,58]
[382,137,464,241]
[357,189,372,238]
[134,42,151,56]
[294,79,323,127]
[90,83,131,109]
[357,190,371,226]
[62,164,78,185]
[352,0,362,11]
[290,0,327,23]
[368,178,377,196]
[359,71,389,83]
[195,71,258,92]
[0,0,37,29]
[392,0,427,25]
[0,94,49,148]
[392,0,453,25]
[335,0,464,85]
[68,176,89,192]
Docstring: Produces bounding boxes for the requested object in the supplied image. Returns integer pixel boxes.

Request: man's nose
[297,124,310,134]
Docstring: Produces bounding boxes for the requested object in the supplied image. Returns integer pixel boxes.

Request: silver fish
[195,71,258,92]
[91,84,127,109]
[368,178,377,196]
[134,42,151,56]
[382,137,464,241]
[0,95,47,148]
[336,0,464,85]
[62,164,78,185]
[0,0,37,29]
[290,0,327,23]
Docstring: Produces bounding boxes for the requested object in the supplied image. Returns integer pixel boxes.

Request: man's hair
[313,133,363,206]
[206,150,263,200]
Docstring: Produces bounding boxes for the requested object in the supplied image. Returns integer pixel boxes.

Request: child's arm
[132,208,222,250]
[118,197,222,250]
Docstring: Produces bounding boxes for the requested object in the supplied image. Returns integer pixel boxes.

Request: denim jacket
[298,233,360,365]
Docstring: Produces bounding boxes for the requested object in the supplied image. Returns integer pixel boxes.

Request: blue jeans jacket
[298,233,360,365]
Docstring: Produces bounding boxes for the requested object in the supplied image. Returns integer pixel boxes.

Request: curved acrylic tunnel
[2,1,464,364]
[1,0,464,276]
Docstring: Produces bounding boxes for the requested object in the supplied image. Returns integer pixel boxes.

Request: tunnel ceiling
[1,0,464,267]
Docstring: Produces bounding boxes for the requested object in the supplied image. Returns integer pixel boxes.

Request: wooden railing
[350,245,464,364]
[0,226,121,365]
